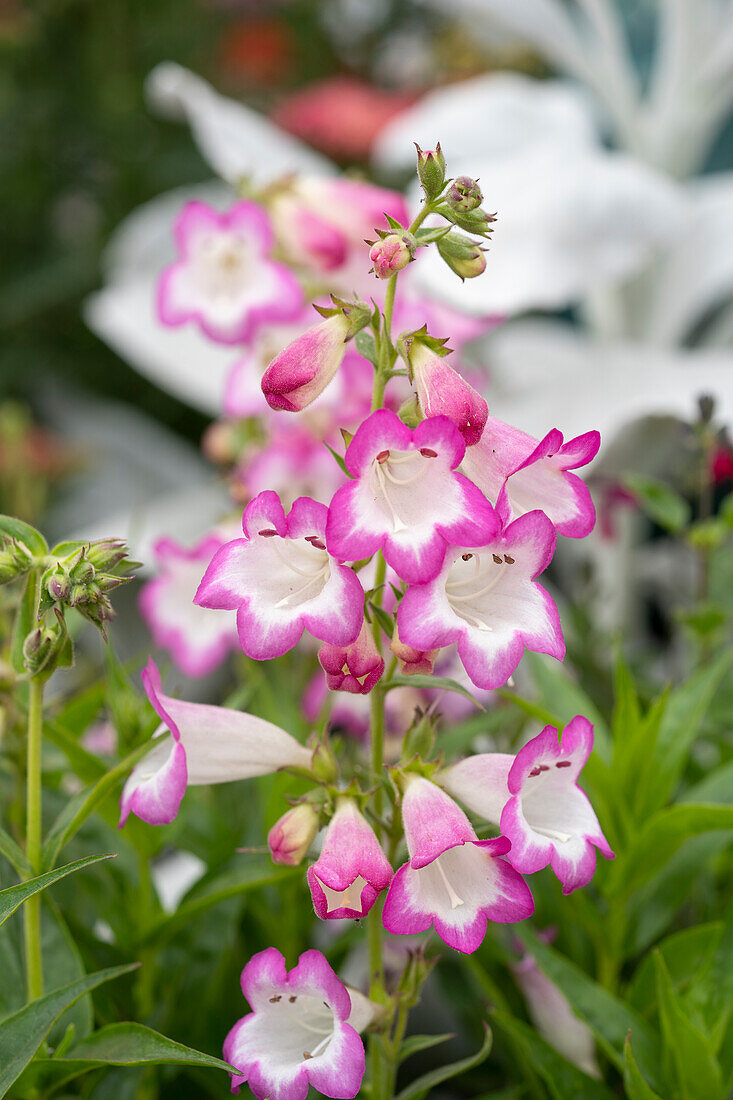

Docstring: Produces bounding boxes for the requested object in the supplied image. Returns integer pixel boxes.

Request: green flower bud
[437,232,487,280]
[446,175,483,212]
[415,142,446,200]
[22,619,68,675]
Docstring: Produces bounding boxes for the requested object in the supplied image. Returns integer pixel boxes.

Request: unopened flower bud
[369,233,415,279]
[415,143,446,200]
[261,313,353,413]
[70,558,95,584]
[45,568,70,603]
[446,176,483,212]
[86,539,129,573]
[0,551,18,584]
[310,739,339,785]
[401,708,438,761]
[403,338,488,446]
[22,619,67,675]
[318,620,384,695]
[437,232,486,280]
[268,803,320,866]
[390,625,439,677]
[0,539,33,584]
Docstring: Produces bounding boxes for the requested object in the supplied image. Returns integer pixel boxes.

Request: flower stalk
[23,671,45,1002]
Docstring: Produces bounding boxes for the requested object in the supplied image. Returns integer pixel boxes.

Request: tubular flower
[261,314,352,412]
[224,947,368,1099]
[461,418,600,537]
[119,659,312,827]
[326,409,499,584]
[382,776,534,954]
[318,619,385,695]
[157,200,303,345]
[195,491,364,660]
[307,800,393,920]
[406,341,488,447]
[138,531,238,678]
[390,624,439,676]
[439,716,614,894]
[397,510,564,690]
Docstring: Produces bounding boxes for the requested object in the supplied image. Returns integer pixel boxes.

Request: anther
[269,995,281,1003]
[462,553,473,561]
[529,767,542,777]
[538,765,550,772]
[376,449,390,463]
[503,554,515,564]
[556,761,572,768]
[492,554,503,564]
[303,1052,312,1060]
[305,536,326,550]
[259,529,278,537]
[419,447,438,458]
[289,995,297,1003]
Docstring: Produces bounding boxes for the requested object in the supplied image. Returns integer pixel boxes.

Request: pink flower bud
[369,233,414,279]
[261,313,351,412]
[318,620,385,695]
[390,625,439,676]
[268,803,320,866]
[407,341,488,447]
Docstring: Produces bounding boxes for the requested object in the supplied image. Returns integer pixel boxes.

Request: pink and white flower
[307,800,393,920]
[461,417,600,537]
[268,804,320,867]
[119,659,312,827]
[397,510,564,690]
[261,313,352,412]
[405,341,488,447]
[195,492,364,660]
[440,716,614,894]
[318,620,385,695]
[326,410,499,584]
[390,624,439,677]
[157,200,303,345]
[139,531,238,678]
[224,947,367,1099]
[382,776,534,954]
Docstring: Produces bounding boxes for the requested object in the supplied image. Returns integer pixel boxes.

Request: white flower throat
[445,550,516,632]
[257,529,331,609]
[371,447,438,533]
[193,231,256,300]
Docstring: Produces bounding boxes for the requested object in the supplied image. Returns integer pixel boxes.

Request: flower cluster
[126,141,611,1100]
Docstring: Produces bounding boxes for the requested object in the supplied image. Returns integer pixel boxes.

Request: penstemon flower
[224,947,369,1099]
[325,409,499,584]
[138,530,238,678]
[261,313,353,412]
[382,776,534,954]
[318,620,385,695]
[397,510,564,689]
[390,624,439,676]
[461,417,600,537]
[157,200,303,344]
[268,804,320,867]
[402,334,489,447]
[119,659,312,826]
[195,491,364,659]
[307,799,393,920]
[439,716,614,893]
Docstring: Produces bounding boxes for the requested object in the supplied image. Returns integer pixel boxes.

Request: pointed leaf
[369,602,395,640]
[525,653,611,762]
[395,1023,492,1100]
[491,1011,615,1100]
[0,515,48,556]
[623,1036,663,1100]
[0,827,31,876]
[399,1032,454,1063]
[0,855,114,929]
[654,951,724,1100]
[0,964,138,1095]
[624,474,691,533]
[323,442,351,478]
[354,330,378,366]
[383,674,484,709]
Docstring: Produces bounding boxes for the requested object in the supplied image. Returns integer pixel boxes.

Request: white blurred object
[152,850,206,913]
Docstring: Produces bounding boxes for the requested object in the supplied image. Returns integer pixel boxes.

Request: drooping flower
[119,659,312,827]
[224,947,368,1099]
[439,716,614,893]
[318,620,385,695]
[261,313,354,413]
[157,200,303,345]
[461,417,599,537]
[195,492,364,660]
[403,339,488,446]
[390,624,439,677]
[268,804,320,867]
[382,776,534,954]
[138,531,238,678]
[512,944,600,1078]
[397,510,564,690]
[224,309,315,418]
[307,800,393,920]
[326,410,499,584]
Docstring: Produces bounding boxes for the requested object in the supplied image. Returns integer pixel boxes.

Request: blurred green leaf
[354,329,378,365]
[491,1011,615,1100]
[399,1032,454,1063]
[0,515,48,556]
[624,474,691,533]
[0,828,31,876]
[627,923,724,1017]
[394,1023,492,1099]
[383,674,484,709]
[654,951,724,1100]
[369,602,395,639]
[10,570,38,673]
[0,964,138,1095]
[0,854,113,929]
[624,1035,663,1099]
[524,653,611,762]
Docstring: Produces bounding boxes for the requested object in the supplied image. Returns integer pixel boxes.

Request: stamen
[533,826,573,844]
[503,555,515,564]
[492,554,503,565]
[273,564,329,608]
[309,1033,333,1059]
[435,858,464,909]
[258,529,278,537]
[373,461,407,532]
[556,761,572,768]
[305,535,326,550]
[462,553,473,561]
[420,447,437,458]
[269,995,281,1003]
[376,449,390,463]
[270,539,327,579]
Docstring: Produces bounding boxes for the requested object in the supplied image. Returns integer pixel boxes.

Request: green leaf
[490,1011,615,1100]
[394,1023,492,1100]
[515,927,661,1089]
[354,329,378,366]
[0,827,31,876]
[382,674,484,709]
[414,225,451,244]
[605,803,733,898]
[624,474,691,533]
[10,571,38,673]
[323,441,351,477]
[0,964,138,1096]
[0,514,48,556]
[654,951,724,1100]
[628,923,724,1017]
[0,855,114,929]
[624,1035,663,1099]
[139,861,300,945]
[399,1032,454,1062]
[525,653,611,762]
[41,742,153,869]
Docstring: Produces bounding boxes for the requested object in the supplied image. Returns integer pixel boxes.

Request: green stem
[24,674,44,1002]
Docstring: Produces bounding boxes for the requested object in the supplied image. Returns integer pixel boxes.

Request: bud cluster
[37,539,137,636]
[0,537,33,585]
